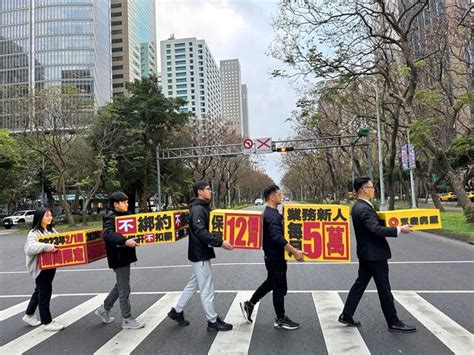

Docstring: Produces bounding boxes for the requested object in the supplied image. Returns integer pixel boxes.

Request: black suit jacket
[351,199,398,261]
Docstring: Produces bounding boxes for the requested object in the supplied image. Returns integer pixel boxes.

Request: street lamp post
[375,84,387,210]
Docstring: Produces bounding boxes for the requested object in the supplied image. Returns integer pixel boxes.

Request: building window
[111,21,122,26]
[175,48,186,53]
[111,12,122,17]
[168,91,172,95]
[177,84,187,88]
[112,47,123,52]
[176,78,186,83]
[113,74,123,79]
[112,65,123,70]
[113,83,124,88]
[175,60,186,65]
[176,66,186,71]
[175,43,185,48]
[112,29,122,35]
[177,90,187,95]
[112,38,123,43]
[113,56,123,61]
[111,3,122,8]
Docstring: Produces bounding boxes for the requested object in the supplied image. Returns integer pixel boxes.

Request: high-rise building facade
[220,59,243,135]
[0,0,111,130]
[160,36,222,121]
[241,83,249,137]
[111,0,156,97]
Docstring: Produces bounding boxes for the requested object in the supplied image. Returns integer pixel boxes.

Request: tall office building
[111,0,157,97]
[0,0,111,130]
[220,59,243,135]
[241,83,249,137]
[160,36,222,121]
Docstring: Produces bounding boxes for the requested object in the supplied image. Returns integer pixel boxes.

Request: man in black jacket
[168,181,234,332]
[94,191,144,329]
[240,185,306,330]
[339,177,416,333]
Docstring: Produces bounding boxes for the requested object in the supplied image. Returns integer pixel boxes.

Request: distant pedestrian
[95,191,145,329]
[24,207,64,331]
[168,180,234,332]
[339,177,416,333]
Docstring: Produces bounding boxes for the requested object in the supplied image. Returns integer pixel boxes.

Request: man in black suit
[339,177,416,333]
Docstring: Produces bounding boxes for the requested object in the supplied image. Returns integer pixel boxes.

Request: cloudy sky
[155,0,297,184]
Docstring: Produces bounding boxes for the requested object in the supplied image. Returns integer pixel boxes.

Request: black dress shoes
[388,321,417,333]
[338,313,361,327]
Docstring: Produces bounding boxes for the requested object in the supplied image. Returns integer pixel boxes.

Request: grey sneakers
[95,306,115,324]
[122,317,145,329]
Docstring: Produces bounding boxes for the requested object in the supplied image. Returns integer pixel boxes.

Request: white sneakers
[43,320,65,331]
[22,314,41,327]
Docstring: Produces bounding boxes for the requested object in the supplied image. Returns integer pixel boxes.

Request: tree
[18,86,91,225]
[271,0,472,210]
[97,76,191,212]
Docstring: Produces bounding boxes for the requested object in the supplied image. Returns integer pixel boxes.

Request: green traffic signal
[357,127,371,138]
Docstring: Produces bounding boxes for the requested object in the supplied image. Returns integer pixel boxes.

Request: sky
[155,0,298,184]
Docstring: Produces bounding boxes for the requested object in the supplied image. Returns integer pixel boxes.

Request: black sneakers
[388,321,417,333]
[274,316,300,330]
[167,307,190,327]
[207,317,233,332]
[240,301,254,324]
[338,313,361,327]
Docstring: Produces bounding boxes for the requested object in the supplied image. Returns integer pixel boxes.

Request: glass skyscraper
[0,0,111,130]
[111,0,157,97]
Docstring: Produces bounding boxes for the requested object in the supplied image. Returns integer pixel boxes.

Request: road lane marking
[94,292,181,355]
[208,291,259,355]
[0,294,106,354]
[0,296,57,322]
[2,260,474,275]
[0,290,473,298]
[312,291,370,354]
[394,291,474,354]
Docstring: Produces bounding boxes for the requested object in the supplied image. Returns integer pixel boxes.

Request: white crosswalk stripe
[0,291,472,354]
[208,291,259,355]
[0,294,106,354]
[0,296,57,322]
[312,291,370,355]
[394,291,474,355]
[94,292,181,355]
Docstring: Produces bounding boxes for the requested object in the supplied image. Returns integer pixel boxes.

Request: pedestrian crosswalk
[0,291,472,354]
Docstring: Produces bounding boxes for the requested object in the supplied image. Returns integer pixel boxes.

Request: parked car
[3,210,35,229]
[463,191,474,201]
[438,192,457,202]
[254,198,264,205]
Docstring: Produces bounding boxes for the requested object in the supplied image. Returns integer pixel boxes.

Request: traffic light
[276,146,294,153]
[357,127,371,138]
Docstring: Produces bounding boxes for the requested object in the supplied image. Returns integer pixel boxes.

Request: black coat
[188,198,223,262]
[262,206,287,260]
[103,209,137,269]
[351,199,397,261]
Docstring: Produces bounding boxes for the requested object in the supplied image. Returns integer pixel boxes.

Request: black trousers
[250,258,287,320]
[342,259,399,326]
[25,269,56,324]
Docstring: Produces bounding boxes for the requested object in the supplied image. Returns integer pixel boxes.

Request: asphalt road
[0,205,473,354]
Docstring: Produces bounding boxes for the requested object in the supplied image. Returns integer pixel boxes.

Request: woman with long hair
[23,207,65,331]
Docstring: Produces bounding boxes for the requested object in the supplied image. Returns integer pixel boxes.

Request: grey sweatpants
[175,260,218,322]
[103,264,132,319]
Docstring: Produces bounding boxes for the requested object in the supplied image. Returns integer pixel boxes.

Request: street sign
[401,143,416,170]
[242,138,253,149]
[255,137,272,154]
